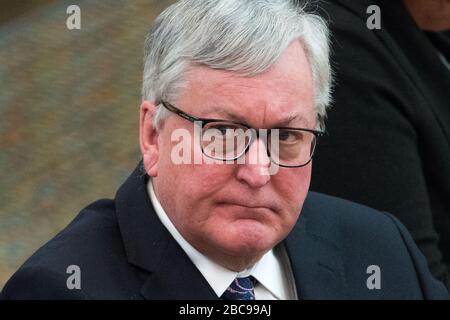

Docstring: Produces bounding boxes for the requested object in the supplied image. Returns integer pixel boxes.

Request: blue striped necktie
[221,276,256,300]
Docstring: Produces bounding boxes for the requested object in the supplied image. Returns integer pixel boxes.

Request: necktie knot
[221,276,256,300]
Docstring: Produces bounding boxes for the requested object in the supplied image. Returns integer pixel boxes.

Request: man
[1,0,448,299]
[310,0,450,289]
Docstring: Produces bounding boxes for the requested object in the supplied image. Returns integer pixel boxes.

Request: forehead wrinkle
[185,75,314,128]
[182,56,315,128]
[201,104,310,128]
[202,83,310,127]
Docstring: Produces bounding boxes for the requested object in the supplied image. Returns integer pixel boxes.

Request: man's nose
[235,138,271,188]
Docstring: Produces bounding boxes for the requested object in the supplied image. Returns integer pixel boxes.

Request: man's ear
[139,101,159,177]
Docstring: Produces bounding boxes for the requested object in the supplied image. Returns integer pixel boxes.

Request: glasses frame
[158,100,324,167]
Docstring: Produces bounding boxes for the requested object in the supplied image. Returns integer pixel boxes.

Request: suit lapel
[140,239,217,300]
[115,163,217,299]
[284,205,346,299]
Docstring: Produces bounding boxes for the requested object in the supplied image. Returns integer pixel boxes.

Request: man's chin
[216,224,277,256]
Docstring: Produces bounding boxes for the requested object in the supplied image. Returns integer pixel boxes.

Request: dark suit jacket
[310,0,450,288]
[1,163,448,299]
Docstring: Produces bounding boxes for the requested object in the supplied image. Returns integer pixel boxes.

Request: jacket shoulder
[1,199,141,299]
[303,192,395,230]
[301,192,449,299]
[303,192,419,250]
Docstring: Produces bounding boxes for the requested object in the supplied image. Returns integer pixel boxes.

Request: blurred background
[0,0,175,289]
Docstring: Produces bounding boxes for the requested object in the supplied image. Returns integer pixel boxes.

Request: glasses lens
[269,129,316,167]
[201,122,251,160]
[201,123,318,166]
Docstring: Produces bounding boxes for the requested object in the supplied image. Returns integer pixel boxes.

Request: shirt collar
[147,179,288,299]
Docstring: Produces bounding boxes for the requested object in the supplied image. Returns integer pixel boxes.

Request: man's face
[140,41,316,270]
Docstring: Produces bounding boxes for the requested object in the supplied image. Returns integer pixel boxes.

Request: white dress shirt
[147,179,298,300]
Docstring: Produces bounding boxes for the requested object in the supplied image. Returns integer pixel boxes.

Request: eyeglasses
[158,100,323,168]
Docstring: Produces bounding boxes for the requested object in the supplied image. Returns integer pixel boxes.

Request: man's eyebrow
[275,112,305,127]
[210,109,252,124]
[205,107,310,128]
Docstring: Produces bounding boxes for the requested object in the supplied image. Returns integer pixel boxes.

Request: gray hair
[142,0,332,130]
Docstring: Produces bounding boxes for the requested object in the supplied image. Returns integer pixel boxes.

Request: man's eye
[279,130,296,142]
[216,126,229,135]
[213,125,235,136]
